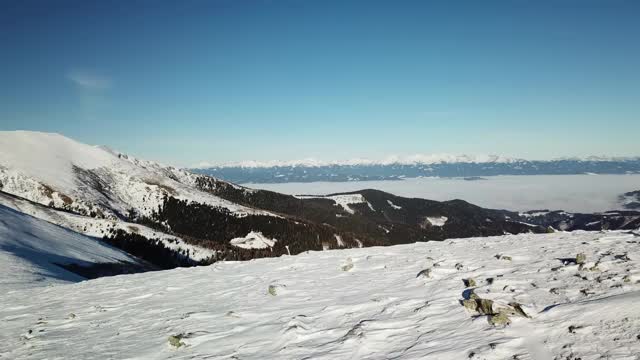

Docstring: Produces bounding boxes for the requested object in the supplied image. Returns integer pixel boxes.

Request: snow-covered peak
[0,131,119,192]
[0,131,269,219]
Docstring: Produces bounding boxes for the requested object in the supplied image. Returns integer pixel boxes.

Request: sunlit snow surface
[248,174,640,213]
[1,231,639,359]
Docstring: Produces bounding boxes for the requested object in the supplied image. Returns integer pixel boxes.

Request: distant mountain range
[1,131,639,278]
[193,157,640,184]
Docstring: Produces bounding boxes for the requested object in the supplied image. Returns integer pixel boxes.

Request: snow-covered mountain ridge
[0,131,263,220]
[196,154,640,169]
[196,154,525,168]
[0,131,290,265]
[1,230,638,359]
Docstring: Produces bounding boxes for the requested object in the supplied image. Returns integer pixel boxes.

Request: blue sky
[1,0,639,166]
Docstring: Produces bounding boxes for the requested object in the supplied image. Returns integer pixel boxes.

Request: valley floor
[1,231,639,359]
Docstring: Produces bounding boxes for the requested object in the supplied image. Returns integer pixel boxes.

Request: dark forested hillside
[187,178,550,245]
[93,177,556,269]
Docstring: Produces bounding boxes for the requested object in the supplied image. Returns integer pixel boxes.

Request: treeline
[102,229,297,270]
[103,229,199,269]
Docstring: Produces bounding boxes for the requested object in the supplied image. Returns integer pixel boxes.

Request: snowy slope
[1,231,639,359]
[0,204,143,290]
[0,191,218,262]
[0,131,271,220]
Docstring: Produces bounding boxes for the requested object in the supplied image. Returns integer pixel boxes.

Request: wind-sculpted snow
[1,231,639,359]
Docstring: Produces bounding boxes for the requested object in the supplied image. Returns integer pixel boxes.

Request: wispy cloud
[66,70,112,90]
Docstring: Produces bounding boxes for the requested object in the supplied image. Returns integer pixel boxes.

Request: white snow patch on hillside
[334,234,344,247]
[1,231,639,359]
[426,216,448,227]
[0,205,140,290]
[520,211,550,217]
[387,199,402,209]
[229,231,277,249]
[297,194,375,214]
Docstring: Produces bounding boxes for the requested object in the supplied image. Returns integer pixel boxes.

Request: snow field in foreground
[1,231,639,359]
